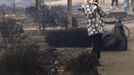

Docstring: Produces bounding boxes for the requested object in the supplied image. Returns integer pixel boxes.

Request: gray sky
[0,0,34,4]
[0,0,35,7]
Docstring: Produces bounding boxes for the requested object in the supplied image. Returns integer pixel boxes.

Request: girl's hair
[96,0,99,3]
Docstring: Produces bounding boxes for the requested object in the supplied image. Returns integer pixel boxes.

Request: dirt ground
[23,2,134,75]
[24,20,134,75]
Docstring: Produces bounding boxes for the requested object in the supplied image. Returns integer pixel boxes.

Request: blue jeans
[124,0,129,11]
[111,0,118,6]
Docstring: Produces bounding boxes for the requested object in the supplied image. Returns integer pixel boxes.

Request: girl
[80,0,106,68]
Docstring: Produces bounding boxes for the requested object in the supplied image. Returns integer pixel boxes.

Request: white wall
[72,0,125,5]
[80,0,124,4]
[45,0,125,6]
[102,0,124,4]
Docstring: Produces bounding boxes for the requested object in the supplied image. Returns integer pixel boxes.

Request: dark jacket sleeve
[98,7,106,17]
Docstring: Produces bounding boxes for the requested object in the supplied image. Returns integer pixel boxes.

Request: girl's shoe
[97,63,103,69]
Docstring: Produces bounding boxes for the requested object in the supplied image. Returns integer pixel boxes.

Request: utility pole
[41,0,44,6]
[36,0,42,33]
[13,0,16,14]
[67,0,72,29]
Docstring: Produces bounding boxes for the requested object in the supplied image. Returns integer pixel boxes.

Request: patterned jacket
[81,3,105,36]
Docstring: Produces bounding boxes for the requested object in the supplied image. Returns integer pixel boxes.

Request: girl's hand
[78,8,85,12]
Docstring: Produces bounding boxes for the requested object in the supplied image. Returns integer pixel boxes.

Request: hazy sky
[0,0,34,3]
[15,0,34,2]
[0,0,35,7]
